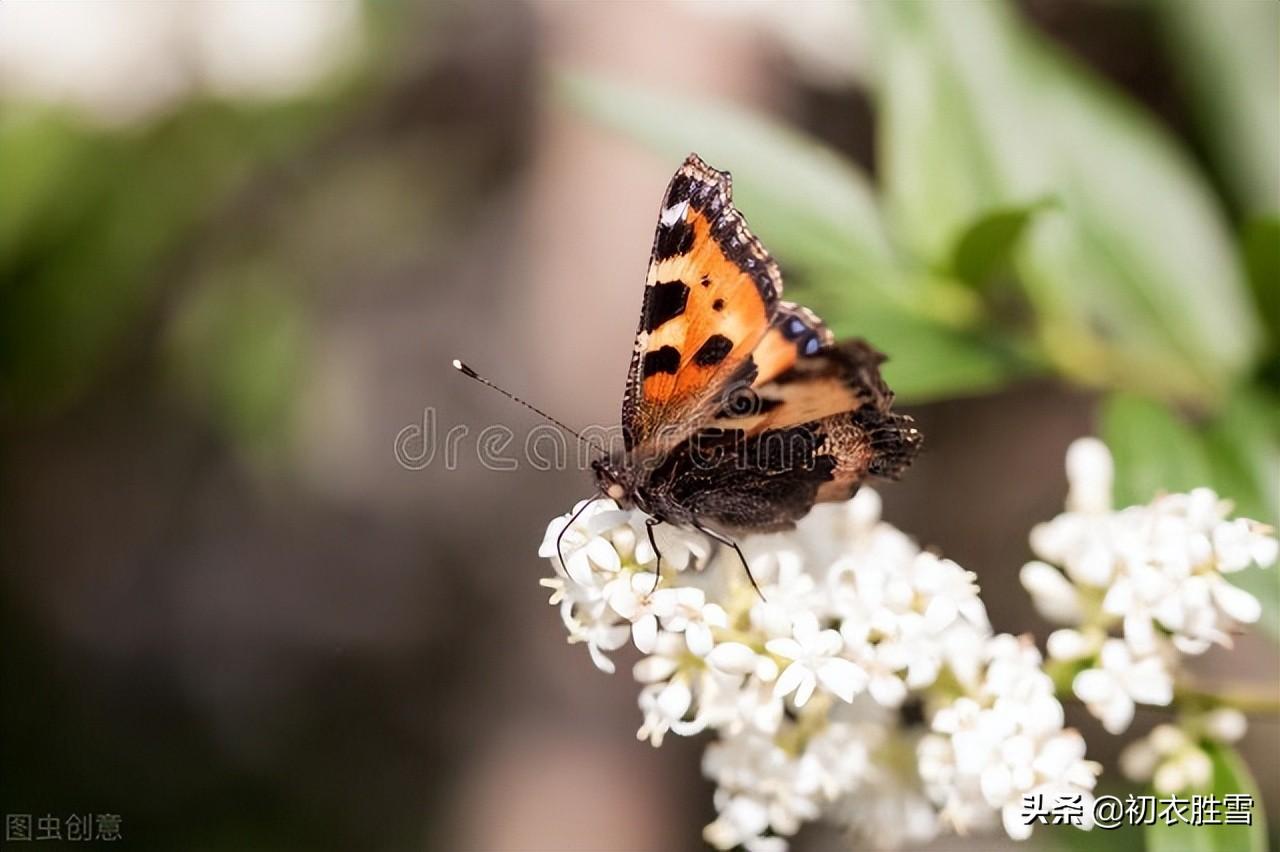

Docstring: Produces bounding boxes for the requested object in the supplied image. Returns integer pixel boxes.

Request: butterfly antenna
[452,359,607,458]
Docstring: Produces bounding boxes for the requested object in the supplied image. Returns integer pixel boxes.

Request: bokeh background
[1,2,1276,851]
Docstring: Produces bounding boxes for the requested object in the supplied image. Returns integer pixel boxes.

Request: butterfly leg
[696,525,766,602]
[556,496,600,580]
[646,516,663,594]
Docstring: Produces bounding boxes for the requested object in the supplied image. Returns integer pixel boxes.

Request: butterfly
[587,153,922,589]
[457,153,921,593]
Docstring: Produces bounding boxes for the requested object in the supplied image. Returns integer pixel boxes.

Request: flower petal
[706,642,758,675]
[816,657,865,702]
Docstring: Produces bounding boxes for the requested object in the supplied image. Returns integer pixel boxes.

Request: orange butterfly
[459,154,921,591]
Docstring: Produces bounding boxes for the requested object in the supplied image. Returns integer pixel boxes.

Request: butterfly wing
[618,154,921,534]
[672,337,922,533]
[621,154,782,454]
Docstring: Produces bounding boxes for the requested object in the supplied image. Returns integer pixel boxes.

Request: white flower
[603,571,727,655]
[1214,518,1280,573]
[1020,560,1084,623]
[657,586,729,657]
[696,667,786,737]
[837,728,940,849]
[536,451,1276,851]
[747,549,820,639]
[1119,723,1213,794]
[1072,639,1173,734]
[1024,440,1277,662]
[703,731,821,847]
[922,635,1100,841]
[604,571,664,653]
[634,633,701,745]
[1046,627,1100,661]
[571,616,630,675]
[703,793,787,852]
[768,612,867,706]
[794,717,882,801]
[704,641,759,675]
[1203,707,1247,743]
[827,540,991,706]
[1065,437,1113,513]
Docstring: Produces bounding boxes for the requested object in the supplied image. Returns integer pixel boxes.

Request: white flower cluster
[541,488,1098,849]
[1020,438,1278,735]
[1119,709,1246,794]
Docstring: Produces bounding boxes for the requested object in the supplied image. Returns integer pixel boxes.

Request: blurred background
[1,1,1276,850]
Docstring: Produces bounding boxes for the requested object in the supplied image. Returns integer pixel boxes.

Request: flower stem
[1174,684,1280,716]
[1052,680,1280,717]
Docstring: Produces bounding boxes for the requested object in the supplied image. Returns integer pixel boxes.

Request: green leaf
[1156,0,1280,214]
[1145,743,1268,852]
[0,100,329,420]
[167,270,306,452]
[949,198,1054,288]
[1202,388,1280,639]
[1241,217,1280,348]
[817,294,1029,402]
[1203,389,1280,528]
[1100,393,1212,507]
[871,0,1262,404]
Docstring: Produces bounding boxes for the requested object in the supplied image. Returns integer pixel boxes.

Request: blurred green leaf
[0,115,95,266]
[871,0,1262,405]
[949,199,1054,288]
[1156,0,1280,214]
[817,292,1030,402]
[1241,217,1280,349]
[1100,392,1211,507]
[1144,743,1267,852]
[168,272,306,452]
[871,0,1000,264]
[558,70,898,286]
[1202,388,1280,639]
[0,100,330,421]
[1203,389,1280,528]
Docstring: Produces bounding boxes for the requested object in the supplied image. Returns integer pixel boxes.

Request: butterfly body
[600,154,923,544]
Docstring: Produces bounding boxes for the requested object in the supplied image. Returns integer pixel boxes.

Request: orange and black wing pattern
[659,339,922,532]
[618,154,921,535]
[621,155,781,453]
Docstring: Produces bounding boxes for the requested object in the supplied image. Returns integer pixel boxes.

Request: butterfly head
[591,457,636,508]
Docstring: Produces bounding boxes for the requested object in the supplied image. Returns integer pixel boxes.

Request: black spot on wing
[642,280,690,332]
[642,345,681,377]
[654,217,695,261]
[693,334,733,367]
[712,298,725,311]
[700,275,712,288]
